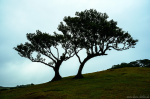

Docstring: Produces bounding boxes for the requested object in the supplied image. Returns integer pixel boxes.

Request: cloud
[0,60,53,87]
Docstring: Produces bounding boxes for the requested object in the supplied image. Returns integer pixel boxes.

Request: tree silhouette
[14,30,77,81]
[131,59,150,67]
[111,59,150,69]
[58,9,138,78]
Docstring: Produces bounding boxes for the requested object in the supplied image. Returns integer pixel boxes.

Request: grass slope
[0,67,150,99]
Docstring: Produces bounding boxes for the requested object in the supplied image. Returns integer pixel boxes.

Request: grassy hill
[0,87,11,91]
[0,67,150,99]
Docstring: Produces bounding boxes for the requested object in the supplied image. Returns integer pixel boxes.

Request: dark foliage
[16,83,34,88]
[111,59,150,69]
[14,30,76,81]
[58,9,138,78]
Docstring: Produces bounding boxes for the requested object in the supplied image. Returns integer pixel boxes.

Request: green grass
[0,67,150,99]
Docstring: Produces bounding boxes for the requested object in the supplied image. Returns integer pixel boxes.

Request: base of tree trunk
[51,75,62,82]
[73,74,84,79]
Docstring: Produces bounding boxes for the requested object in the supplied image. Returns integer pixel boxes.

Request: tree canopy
[58,9,138,78]
[14,30,77,81]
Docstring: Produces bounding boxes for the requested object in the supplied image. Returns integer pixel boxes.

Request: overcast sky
[0,0,150,87]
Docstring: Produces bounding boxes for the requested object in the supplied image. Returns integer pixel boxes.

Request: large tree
[14,30,77,81]
[58,9,138,78]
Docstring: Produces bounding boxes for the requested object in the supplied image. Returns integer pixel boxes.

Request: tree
[136,59,150,67]
[14,30,77,81]
[58,9,138,78]
[111,59,150,69]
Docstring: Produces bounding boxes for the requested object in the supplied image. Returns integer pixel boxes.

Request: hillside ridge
[0,67,150,99]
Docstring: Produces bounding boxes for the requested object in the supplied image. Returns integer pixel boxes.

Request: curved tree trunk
[51,60,63,81]
[74,62,85,79]
[74,54,101,79]
[74,56,93,79]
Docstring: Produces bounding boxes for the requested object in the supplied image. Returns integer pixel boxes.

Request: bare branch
[39,48,57,64]
[98,39,104,53]
[74,49,82,64]
[29,58,54,69]
[65,48,82,61]
[54,46,59,59]
[95,45,98,53]
[49,48,58,60]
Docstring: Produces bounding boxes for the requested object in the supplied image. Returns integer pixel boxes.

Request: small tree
[14,30,77,81]
[58,9,138,78]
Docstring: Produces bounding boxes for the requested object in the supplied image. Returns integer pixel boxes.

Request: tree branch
[54,46,59,59]
[65,48,82,61]
[95,45,98,53]
[98,39,104,53]
[103,42,110,53]
[40,48,57,64]
[29,58,54,69]
[74,49,82,64]
[49,48,58,60]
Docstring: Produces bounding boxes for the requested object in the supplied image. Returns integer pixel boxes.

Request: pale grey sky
[0,0,150,87]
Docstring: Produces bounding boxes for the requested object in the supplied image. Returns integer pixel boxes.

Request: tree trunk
[51,61,63,81]
[51,68,62,81]
[74,56,93,79]
[74,54,101,79]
